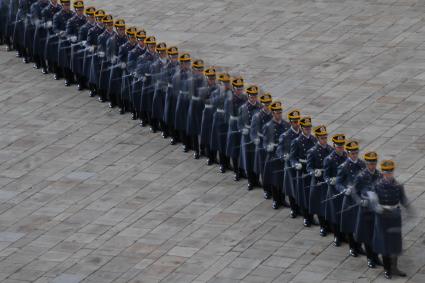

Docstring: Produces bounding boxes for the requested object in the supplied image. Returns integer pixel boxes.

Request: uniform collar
[159,56,167,64]
[335,150,345,157]
[261,109,271,115]
[349,157,358,164]
[318,143,328,149]
[291,126,300,134]
[302,132,311,139]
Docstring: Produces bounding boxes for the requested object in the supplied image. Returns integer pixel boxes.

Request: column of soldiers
[0,0,411,279]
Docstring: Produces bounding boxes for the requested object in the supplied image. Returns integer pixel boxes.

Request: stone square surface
[1,0,425,282]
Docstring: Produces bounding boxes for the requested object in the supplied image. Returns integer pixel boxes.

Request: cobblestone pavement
[1,0,425,282]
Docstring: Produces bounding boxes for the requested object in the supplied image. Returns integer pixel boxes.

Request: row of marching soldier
[0,0,412,279]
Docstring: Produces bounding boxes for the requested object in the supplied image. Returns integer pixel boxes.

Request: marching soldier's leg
[150,117,158,133]
[200,143,205,157]
[391,256,406,277]
[348,234,357,256]
[333,225,342,246]
[64,67,74,86]
[89,82,97,97]
[271,186,281,209]
[318,216,327,237]
[348,234,364,257]
[263,184,272,200]
[233,157,240,181]
[192,136,200,159]
[219,152,228,173]
[289,197,298,218]
[280,187,289,208]
[207,148,216,165]
[383,256,392,279]
[181,131,190,152]
[365,244,377,268]
[139,109,147,127]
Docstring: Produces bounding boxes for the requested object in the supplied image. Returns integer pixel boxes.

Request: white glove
[314,169,322,178]
[376,204,384,214]
[283,154,289,161]
[266,144,274,152]
[344,187,352,196]
[58,30,65,37]
[46,21,53,28]
[111,55,118,64]
[361,199,368,207]
[97,51,105,58]
[70,36,77,43]
[295,163,302,170]
[242,128,249,135]
[330,177,336,186]
[254,138,260,145]
[121,62,127,69]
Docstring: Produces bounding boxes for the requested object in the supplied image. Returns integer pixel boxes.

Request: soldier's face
[302,126,311,136]
[148,44,156,53]
[383,172,394,180]
[263,103,271,112]
[170,55,178,62]
[88,15,95,23]
[193,68,203,75]
[335,144,344,153]
[138,40,145,47]
[106,24,113,31]
[117,27,126,36]
[129,37,137,44]
[63,4,70,11]
[318,136,328,146]
[348,151,358,160]
[76,8,84,16]
[234,87,244,95]
[181,61,191,70]
[273,111,282,121]
[52,0,57,4]
[207,77,216,86]
[248,95,257,104]
[367,162,377,172]
[291,120,300,130]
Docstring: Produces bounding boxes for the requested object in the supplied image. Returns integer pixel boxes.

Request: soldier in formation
[1,1,411,279]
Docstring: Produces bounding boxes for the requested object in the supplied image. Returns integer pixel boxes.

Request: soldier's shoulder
[251,112,260,121]
[323,153,333,162]
[357,169,368,179]
[291,135,302,146]
[264,119,274,128]
[338,160,349,169]
[307,146,316,155]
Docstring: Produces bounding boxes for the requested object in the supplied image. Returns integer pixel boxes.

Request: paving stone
[167,246,199,258]
[0,232,25,242]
